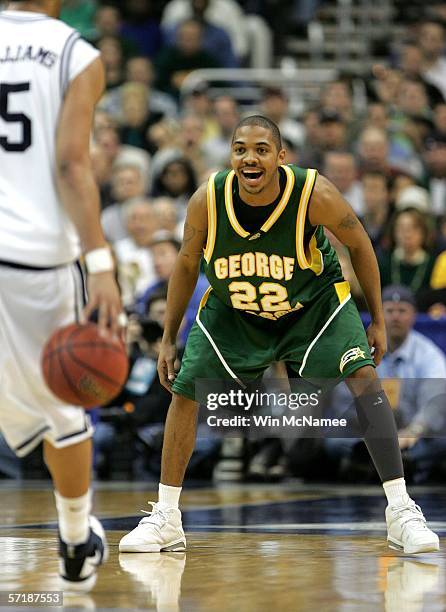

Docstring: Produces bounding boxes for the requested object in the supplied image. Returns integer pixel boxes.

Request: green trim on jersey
[202,164,344,321]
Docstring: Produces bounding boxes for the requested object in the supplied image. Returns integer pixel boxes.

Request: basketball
[41,323,129,408]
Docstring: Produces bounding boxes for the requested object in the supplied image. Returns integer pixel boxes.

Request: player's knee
[346,365,382,397]
[348,365,377,380]
[171,393,199,412]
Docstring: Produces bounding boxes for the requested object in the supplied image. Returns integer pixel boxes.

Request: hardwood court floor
[0,482,445,611]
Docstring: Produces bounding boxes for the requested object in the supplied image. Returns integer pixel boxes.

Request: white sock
[158,483,182,509]
[383,477,409,507]
[55,489,91,544]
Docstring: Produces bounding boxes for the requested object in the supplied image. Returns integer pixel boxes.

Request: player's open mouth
[240,168,264,186]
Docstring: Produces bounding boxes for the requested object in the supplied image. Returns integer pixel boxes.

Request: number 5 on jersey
[0,82,32,152]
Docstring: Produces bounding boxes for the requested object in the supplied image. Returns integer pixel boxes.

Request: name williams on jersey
[0,45,58,68]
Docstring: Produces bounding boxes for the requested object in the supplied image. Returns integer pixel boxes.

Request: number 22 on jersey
[228,281,303,320]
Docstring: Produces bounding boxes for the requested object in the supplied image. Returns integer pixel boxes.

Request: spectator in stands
[100,57,178,127]
[360,171,391,252]
[394,185,431,214]
[301,112,349,169]
[260,87,304,150]
[319,111,350,152]
[172,113,210,180]
[370,65,403,108]
[183,84,220,142]
[396,78,431,120]
[151,197,179,236]
[155,19,220,100]
[299,109,322,168]
[135,231,209,345]
[93,5,138,58]
[323,151,364,216]
[423,132,446,216]
[118,83,164,152]
[203,95,240,168]
[113,199,159,306]
[320,79,354,124]
[433,102,446,136]
[417,20,446,101]
[126,57,178,118]
[358,127,398,177]
[398,43,445,107]
[134,232,180,312]
[324,285,446,483]
[60,0,96,39]
[152,158,197,225]
[390,172,417,205]
[101,164,147,243]
[378,208,436,300]
[365,102,390,132]
[162,0,249,61]
[120,0,162,58]
[163,0,239,68]
[97,35,126,90]
[94,124,151,191]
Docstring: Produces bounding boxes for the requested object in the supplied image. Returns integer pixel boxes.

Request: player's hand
[83,271,124,341]
[366,322,387,365]
[158,342,177,392]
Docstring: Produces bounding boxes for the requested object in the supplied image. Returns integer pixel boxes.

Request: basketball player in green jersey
[120,116,439,555]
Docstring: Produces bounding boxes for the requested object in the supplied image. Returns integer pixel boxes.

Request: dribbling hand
[83,271,124,341]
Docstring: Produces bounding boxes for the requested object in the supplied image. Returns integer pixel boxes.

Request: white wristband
[84,247,114,274]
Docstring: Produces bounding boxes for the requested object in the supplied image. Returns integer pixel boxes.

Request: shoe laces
[139,502,170,529]
[391,499,429,531]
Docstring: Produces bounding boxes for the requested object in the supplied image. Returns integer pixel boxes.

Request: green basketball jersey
[202,164,344,321]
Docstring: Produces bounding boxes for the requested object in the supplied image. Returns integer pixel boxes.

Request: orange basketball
[41,323,129,409]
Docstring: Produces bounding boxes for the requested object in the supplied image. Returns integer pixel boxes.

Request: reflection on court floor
[0,482,445,611]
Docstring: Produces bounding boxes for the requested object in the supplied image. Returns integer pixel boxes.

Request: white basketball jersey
[0,10,99,266]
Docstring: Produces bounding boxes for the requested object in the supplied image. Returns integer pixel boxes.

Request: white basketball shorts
[0,262,93,457]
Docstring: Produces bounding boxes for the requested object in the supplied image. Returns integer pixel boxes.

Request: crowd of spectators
[2,0,446,482]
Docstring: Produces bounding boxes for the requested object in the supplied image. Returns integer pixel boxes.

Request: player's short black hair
[232,115,283,151]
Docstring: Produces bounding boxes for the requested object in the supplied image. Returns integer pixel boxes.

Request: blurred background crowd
[1,0,446,485]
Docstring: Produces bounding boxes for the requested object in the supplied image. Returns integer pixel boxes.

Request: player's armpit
[179,183,208,269]
[308,174,368,250]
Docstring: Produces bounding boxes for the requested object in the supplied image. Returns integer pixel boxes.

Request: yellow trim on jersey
[295,169,318,271]
[198,286,213,313]
[260,165,295,232]
[334,280,351,304]
[307,233,324,276]
[224,165,295,238]
[224,171,250,238]
[203,172,218,263]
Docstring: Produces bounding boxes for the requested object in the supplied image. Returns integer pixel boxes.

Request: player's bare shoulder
[181,182,208,263]
[308,173,359,231]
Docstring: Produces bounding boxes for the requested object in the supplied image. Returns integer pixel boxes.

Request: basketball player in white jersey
[0,0,123,592]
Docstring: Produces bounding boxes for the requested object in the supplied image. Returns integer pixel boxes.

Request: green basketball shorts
[172,281,375,401]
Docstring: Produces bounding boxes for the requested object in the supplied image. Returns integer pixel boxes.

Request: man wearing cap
[326,285,446,482]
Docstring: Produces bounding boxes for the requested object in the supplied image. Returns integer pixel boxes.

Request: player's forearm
[348,242,384,324]
[57,159,107,253]
[163,257,200,344]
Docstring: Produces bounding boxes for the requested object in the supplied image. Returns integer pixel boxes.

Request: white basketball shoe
[386,495,440,554]
[119,503,186,553]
